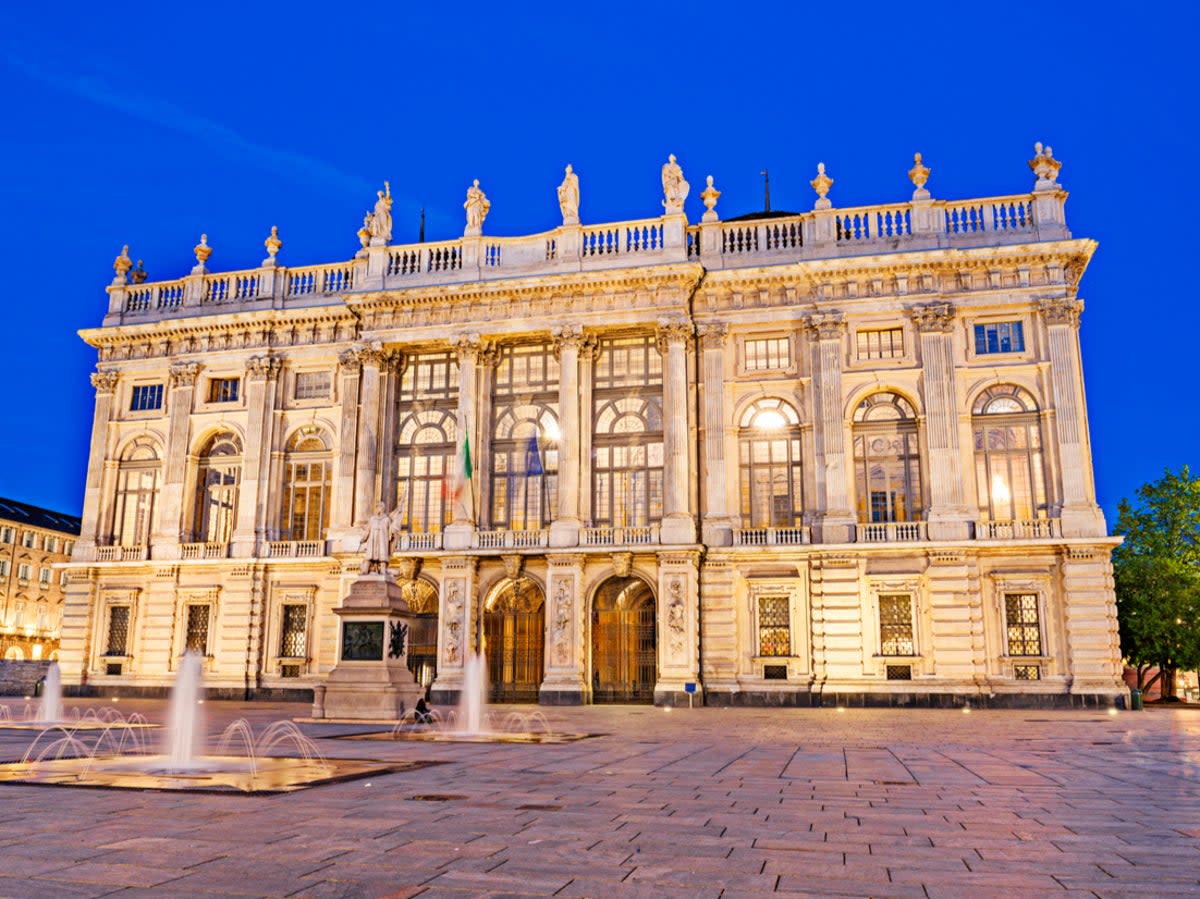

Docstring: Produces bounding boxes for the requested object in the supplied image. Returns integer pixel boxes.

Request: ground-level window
[185,604,211,655]
[280,604,307,658]
[757,596,790,656]
[879,594,915,655]
[106,606,131,655]
[1004,593,1043,656]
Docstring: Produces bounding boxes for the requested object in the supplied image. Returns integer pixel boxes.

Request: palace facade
[59,146,1124,707]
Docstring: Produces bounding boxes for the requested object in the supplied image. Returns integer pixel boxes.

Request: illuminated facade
[59,147,1125,706]
[0,498,80,663]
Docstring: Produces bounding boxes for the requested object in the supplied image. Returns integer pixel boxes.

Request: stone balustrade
[103,186,1069,327]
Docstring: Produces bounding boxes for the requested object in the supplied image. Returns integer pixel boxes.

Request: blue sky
[0,1,1195,523]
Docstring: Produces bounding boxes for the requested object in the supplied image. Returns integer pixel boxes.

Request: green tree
[1113,466,1200,698]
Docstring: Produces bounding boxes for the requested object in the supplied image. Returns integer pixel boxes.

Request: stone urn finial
[131,259,148,283]
[357,213,372,251]
[810,162,834,209]
[194,234,212,265]
[700,175,721,222]
[1029,141,1062,191]
[908,152,931,199]
[263,225,282,265]
[112,244,133,282]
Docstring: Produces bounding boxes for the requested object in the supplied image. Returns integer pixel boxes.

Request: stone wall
[0,660,52,696]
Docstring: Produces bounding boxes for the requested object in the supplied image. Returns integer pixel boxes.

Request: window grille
[130,384,164,411]
[974,321,1024,354]
[185,605,210,655]
[294,371,331,400]
[763,664,788,680]
[106,663,123,676]
[856,328,904,360]
[280,664,301,678]
[879,594,915,655]
[208,377,240,403]
[280,605,307,658]
[1005,593,1043,656]
[757,596,791,657]
[106,606,130,655]
[744,337,790,371]
[1013,664,1041,680]
[885,664,913,680]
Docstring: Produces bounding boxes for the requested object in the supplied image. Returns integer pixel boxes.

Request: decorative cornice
[90,370,119,393]
[805,311,846,340]
[909,301,956,333]
[1039,297,1083,328]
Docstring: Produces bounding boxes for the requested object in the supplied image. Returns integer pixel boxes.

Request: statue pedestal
[317,574,425,720]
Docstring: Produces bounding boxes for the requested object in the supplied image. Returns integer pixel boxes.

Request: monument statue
[464,179,490,236]
[661,154,689,214]
[368,182,393,243]
[557,164,580,225]
[358,502,395,574]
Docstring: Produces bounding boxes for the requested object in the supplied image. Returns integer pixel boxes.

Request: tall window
[757,596,791,656]
[738,398,804,528]
[282,430,332,541]
[1005,593,1043,656]
[280,604,308,657]
[192,432,242,544]
[0,527,12,543]
[185,604,210,654]
[106,606,130,655]
[879,594,915,655]
[492,342,559,530]
[395,352,459,533]
[593,335,662,528]
[972,385,1048,521]
[112,438,160,547]
[853,393,922,523]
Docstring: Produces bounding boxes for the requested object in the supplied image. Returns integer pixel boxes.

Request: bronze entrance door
[592,576,656,703]
[483,579,544,703]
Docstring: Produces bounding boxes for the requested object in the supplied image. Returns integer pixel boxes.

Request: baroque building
[59,146,1124,707]
[0,498,81,662]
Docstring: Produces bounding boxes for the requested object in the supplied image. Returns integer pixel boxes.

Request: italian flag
[446,431,473,520]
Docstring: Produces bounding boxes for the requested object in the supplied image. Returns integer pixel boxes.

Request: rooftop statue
[557,164,580,225]
[661,154,689,214]
[464,179,490,236]
[368,182,393,244]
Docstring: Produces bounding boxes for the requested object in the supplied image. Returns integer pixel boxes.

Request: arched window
[112,438,160,547]
[738,398,804,527]
[592,335,663,528]
[282,429,332,541]
[972,385,1048,521]
[491,342,560,530]
[853,392,922,523]
[192,431,242,544]
[395,351,459,533]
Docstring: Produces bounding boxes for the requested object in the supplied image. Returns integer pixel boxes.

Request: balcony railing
[180,542,228,560]
[580,525,660,547]
[94,545,148,562]
[732,527,810,546]
[975,519,1061,540]
[856,521,927,543]
[395,532,442,551]
[473,529,549,549]
[262,540,325,558]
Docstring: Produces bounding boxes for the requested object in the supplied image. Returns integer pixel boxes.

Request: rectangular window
[856,328,904,360]
[106,606,130,655]
[208,377,240,403]
[17,563,30,581]
[879,594,915,656]
[0,560,9,576]
[1005,593,1043,656]
[0,526,12,543]
[38,567,50,585]
[757,595,791,657]
[974,321,1025,355]
[1013,664,1041,680]
[744,337,790,372]
[44,536,57,553]
[185,604,211,655]
[22,531,34,548]
[294,371,331,400]
[64,541,74,556]
[59,570,68,586]
[280,604,307,658]
[129,384,164,412]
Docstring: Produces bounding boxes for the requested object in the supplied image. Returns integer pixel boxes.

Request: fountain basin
[339,729,597,744]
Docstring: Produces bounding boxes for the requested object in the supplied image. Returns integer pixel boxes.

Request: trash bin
[33,677,44,698]
[1130,688,1143,711]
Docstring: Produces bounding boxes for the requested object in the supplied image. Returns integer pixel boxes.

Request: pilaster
[697,322,734,545]
[430,555,478,703]
[540,553,588,703]
[353,343,386,531]
[550,326,584,547]
[578,338,598,527]
[78,371,119,552]
[232,353,281,558]
[152,362,201,558]
[657,317,696,544]
[329,347,362,550]
[806,313,854,543]
[655,551,701,703]
[444,335,481,549]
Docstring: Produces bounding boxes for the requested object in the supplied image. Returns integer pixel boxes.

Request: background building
[0,498,81,662]
[58,147,1124,706]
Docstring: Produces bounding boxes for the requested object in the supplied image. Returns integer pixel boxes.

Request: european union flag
[524,435,543,476]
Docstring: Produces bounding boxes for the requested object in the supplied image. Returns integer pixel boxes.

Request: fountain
[34,662,62,724]
[457,653,488,736]
[0,664,154,731]
[0,652,441,793]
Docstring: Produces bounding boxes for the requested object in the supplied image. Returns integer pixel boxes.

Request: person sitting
[413,697,433,725]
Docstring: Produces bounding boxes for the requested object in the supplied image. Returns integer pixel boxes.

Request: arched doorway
[483,578,545,703]
[400,577,439,697]
[592,576,656,703]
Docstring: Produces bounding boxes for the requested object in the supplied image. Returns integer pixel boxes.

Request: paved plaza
[0,700,1196,898]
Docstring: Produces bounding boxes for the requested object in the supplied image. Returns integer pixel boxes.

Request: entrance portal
[400,578,439,697]
[592,576,656,703]
[483,579,545,703]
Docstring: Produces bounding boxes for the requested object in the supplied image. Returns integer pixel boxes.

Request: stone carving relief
[611,552,632,579]
[444,580,464,665]
[552,577,572,666]
[667,577,686,659]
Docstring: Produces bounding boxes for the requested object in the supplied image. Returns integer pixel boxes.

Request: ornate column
[77,371,119,553]
[541,553,587,703]
[329,347,363,549]
[444,334,481,549]
[232,353,281,558]
[657,317,696,545]
[353,343,386,529]
[578,337,598,527]
[806,313,855,543]
[550,325,584,547]
[152,361,201,558]
[476,344,499,529]
[1041,298,1106,536]
[911,302,972,541]
[376,351,406,517]
[697,322,733,546]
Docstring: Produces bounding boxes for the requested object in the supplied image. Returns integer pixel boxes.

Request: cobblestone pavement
[0,699,1197,898]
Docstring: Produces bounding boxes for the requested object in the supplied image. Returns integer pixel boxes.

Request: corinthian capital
[909,301,956,333]
[655,316,694,354]
[1039,297,1083,327]
[169,361,202,387]
[805,311,846,341]
[551,324,585,358]
[90,370,119,393]
[245,353,282,381]
[338,342,384,372]
[695,321,729,349]
[453,333,482,363]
